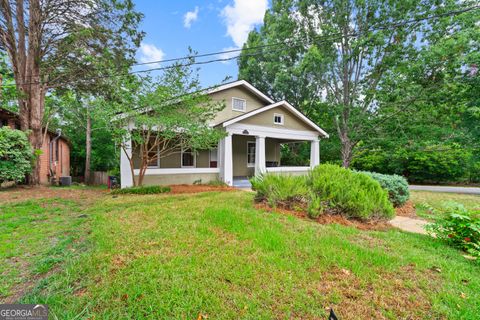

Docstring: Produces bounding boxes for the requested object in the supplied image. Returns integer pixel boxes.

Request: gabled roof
[219,100,329,138]
[206,80,274,104]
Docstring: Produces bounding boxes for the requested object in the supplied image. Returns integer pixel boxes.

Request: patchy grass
[0,191,473,319]
[411,191,480,219]
[0,198,92,303]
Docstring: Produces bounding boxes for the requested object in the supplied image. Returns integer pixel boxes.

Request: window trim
[181,148,196,168]
[247,141,256,167]
[231,97,247,112]
[273,113,284,125]
[147,145,160,168]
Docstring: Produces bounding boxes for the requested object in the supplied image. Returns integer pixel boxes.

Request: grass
[0,198,91,301]
[1,190,479,319]
[411,191,480,219]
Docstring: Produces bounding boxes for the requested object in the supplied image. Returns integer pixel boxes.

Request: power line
[130,4,480,67]
[1,4,479,88]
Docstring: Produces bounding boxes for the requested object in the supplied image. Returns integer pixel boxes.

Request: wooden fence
[90,171,109,185]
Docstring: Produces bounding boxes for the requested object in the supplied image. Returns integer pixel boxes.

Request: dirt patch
[168,184,236,194]
[255,202,392,231]
[311,264,438,319]
[0,186,105,205]
[395,201,417,218]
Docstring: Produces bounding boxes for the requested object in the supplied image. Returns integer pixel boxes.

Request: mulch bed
[168,184,236,194]
[395,201,417,218]
[255,202,392,231]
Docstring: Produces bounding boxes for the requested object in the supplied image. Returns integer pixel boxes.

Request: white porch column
[310,139,320,169]
[220,133,233,186]
[120,137,134,188]
[255,136,266,176]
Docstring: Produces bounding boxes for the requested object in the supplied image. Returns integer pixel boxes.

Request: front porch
[218,123,320,186]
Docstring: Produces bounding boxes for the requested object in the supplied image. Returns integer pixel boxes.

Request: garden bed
[255,202,392,231]
[169,184,235,194]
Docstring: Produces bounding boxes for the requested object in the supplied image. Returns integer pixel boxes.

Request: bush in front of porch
[251,164,394,221]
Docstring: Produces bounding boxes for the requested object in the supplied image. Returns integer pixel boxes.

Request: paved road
[410,185,480,195]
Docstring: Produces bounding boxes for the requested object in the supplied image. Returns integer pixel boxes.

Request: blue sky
[133,0,269,88]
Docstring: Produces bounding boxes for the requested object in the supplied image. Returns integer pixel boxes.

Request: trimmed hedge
[307,165,394,220]
[251,164,395,221]
[111,185,171,195]
[358,171,410,207]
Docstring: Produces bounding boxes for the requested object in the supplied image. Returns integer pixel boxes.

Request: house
[120,80,328,188]
[0,107,71,184]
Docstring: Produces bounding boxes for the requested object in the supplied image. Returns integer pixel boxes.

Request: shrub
[426,203,480,260]
[111,185,171,195]
[307,164,394,220]
[250,174,308,208]
[358,171,409,207]
[0,127,32,185]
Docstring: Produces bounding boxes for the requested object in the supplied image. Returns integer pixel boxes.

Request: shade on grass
[2,191,479,319]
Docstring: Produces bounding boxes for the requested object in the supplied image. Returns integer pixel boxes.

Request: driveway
[409,185,480,195]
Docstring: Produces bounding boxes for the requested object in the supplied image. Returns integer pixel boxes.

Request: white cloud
[184,6,199,29]
[221,0,268,47]
[217,46,240,64]
[138,43,165,66]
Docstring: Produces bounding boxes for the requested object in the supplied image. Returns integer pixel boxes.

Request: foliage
[251,165,394,220]
[250,174,308,208]
[280,142,310,166]
[307,165,394,220]
[55,93,118,177]
[104,57,226,186]
[358,171,409,207]
[239,0,479,180]
[0,0,144,184]
[206,179,228,187]
[426,203,480,260]
[353,144,473,183]
[0,127,31,184]
[111,185,171,195]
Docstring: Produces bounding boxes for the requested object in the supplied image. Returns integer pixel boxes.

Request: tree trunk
[85,110,92,184]
[28,80,44,184]
[341,142,353,168]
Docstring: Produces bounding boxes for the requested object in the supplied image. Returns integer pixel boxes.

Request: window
[209,148,218,168]
[247,141,256,167]
[146,144,160,168]
[232,97,246,112]
[181,148,196,167]
[273,113,284,125]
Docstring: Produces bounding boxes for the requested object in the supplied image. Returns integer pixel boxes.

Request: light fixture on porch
[242,130,249,135]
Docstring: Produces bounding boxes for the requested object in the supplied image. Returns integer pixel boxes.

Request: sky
[133,0,270,88]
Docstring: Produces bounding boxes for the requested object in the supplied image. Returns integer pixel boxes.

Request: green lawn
[1,190,479,319]
[410,191,480,219]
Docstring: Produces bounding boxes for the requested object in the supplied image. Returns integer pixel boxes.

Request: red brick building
[0,107,71,184]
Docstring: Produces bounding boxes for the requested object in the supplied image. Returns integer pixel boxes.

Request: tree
[0,0,143,183]
[56,92,118,182]
[239,0,479,167]
[0,126,31,184]
[105,61,226,186]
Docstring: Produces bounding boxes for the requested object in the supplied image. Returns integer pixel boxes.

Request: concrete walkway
[410,185,480,195]
[390,216,429,234]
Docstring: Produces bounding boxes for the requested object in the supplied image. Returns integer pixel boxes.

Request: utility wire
[131,4,480,67]
[1,4,479,88]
